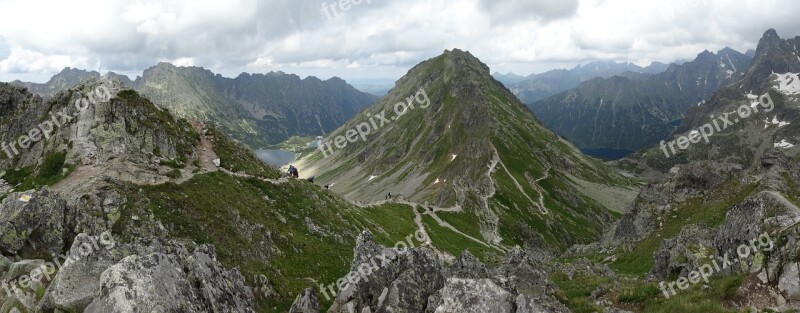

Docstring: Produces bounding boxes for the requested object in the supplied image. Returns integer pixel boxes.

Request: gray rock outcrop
[323,231,568,313]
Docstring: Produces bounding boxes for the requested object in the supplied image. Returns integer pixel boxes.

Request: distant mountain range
[491,72,527,86]
[626,28,800,174]
[531,47,753,158]
[495,60,671,104]
[10,64,378,147]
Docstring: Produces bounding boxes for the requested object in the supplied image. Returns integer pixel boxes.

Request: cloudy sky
[1,0,799,83]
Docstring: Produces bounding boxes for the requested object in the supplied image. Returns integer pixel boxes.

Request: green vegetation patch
[551,271,744,313]
[421,214,500,264]
[354,203,419,246]
[2,151,73,191]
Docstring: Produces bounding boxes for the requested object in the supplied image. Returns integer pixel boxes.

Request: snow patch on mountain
[774,72,800,95]
[769,116,791,127]
[774,139,795,149]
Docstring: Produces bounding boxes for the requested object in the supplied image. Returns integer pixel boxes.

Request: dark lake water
[254,149,296,167]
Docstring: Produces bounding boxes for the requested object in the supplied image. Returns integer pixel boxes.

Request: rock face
[650,224,714,279]
[37,233,118,312]
[0,188,74,258]
[328,231,446,313]
[427,278,514,313]
[779,262,800,300]
[603,161,741,248]
[289,288,320,313]
[13,232,255,313]
[0,79,197,171]
[85,246,254,313]
[649,198,769,279]
[323,231,568,313]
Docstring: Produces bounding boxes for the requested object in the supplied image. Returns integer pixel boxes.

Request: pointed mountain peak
[718,47,740,55]
[439,49,491,75]
[52,67,99,77]
[698,49,715,57]
[734,28,800,93]
[754,29,784,54]
[155,62,177,69]
[442,48,476,60]
[762,28,780,40]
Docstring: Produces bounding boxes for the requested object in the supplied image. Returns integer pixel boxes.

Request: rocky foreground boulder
[299,231,568,313]
[0,189,75,258]
[0,187,255,312]
[84,245,253,312]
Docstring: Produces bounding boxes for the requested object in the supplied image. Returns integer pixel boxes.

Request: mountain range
[497,60,671,104]
[531,47,753,158]
[11,64,378,147]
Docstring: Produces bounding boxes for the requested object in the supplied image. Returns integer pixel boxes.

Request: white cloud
[0,47,87,76]
[1,0,800,82]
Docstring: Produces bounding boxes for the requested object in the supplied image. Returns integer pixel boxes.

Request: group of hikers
[287,165,299,178]
[288,165,318,185]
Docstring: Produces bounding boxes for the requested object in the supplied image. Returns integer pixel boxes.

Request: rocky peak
[441,49,492,76]
[762,28,781,43]
[746,28,800,85]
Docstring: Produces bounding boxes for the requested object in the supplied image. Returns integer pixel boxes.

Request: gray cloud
[1,0,800,83]
[477,0,580,24]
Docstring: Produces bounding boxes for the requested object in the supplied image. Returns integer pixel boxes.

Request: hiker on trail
[291,166,299,178]
[287,165,295,177]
